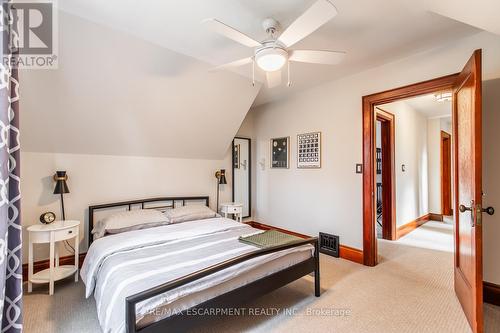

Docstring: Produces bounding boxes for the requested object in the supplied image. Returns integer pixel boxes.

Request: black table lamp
[53,171,70,220]
[215,169,227,213]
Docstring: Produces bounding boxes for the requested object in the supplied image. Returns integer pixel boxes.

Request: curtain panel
[0,0,22,331]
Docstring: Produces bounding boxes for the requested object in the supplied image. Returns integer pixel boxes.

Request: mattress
[81,218,314,333]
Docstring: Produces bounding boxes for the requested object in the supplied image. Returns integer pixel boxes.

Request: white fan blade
[289,50,345,65]
[202,18,262,48]
[209,57,253,72]
[266,70,282,88]
[278,0,338,47]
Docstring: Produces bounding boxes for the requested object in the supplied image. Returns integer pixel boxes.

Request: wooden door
[453,49,483,333]
[376,109,396,240]
[441,131,452,216]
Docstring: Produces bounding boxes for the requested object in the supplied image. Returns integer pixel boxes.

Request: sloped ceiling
[21,12,260,159]
[423,0,500,36]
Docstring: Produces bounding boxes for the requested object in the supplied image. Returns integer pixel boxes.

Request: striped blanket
[81,218,313,333]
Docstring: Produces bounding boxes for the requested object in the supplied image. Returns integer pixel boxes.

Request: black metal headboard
[88,196,209,247]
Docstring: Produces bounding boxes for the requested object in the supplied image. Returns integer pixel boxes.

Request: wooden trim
[484,281,500,306]
[246,221,363,265]
[375,108,396,241]
[22,253,86,282]
[441,131,453,216]
[339,244,364,264]
[400,212,448,236]
[362,73,460,266]
[429,213,444,222]
[396,213,435,239]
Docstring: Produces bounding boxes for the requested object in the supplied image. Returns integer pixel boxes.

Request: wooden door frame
[375,108,396,241]
[362,73,459,266]
[441,130,453,216]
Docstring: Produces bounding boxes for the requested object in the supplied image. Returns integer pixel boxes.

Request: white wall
[428,116,454,215]
[483,78,500,285]
[381,102,429,226]
[427,118,442,214]
[21,152,232,263]
[247,31,500,250]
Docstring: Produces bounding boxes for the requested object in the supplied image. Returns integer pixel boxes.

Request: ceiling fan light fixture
[255,47,288,72]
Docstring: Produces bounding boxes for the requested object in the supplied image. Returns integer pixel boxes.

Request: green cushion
[239,230,303,248]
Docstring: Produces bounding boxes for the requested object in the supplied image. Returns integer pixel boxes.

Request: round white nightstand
[27,220,80,295]
[220,203,243,222]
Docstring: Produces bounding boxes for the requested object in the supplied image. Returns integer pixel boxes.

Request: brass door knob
[483,207,495,216]
[459,205,472,213]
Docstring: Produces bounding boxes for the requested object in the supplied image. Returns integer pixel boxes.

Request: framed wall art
[270,137,290,168]
[297,132,321,168]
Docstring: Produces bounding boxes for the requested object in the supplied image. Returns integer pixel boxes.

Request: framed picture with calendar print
[297,132,321,168]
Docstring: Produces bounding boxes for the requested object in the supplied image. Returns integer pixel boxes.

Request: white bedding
[81,218,314,333]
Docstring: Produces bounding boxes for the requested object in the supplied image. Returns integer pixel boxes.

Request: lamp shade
[219,169,227,185]
[53,171,70,194]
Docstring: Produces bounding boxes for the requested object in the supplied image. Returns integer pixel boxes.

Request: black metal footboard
[125,237,320,333]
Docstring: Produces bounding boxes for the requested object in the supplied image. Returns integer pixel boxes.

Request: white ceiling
[384,93,452,119]
[57,0,482,106]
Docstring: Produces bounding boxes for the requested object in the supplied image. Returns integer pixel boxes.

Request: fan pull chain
[287,60,291,87]
[252,57,255,86]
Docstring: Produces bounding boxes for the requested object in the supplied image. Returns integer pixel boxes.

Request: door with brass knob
[453,49,483,333]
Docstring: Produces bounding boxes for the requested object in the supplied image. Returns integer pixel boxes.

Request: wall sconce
[53,171,70,220]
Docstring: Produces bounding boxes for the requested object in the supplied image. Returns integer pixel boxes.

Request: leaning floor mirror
[232,137,251,218]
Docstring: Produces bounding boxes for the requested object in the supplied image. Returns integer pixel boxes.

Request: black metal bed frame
[88,196,210,246]
[87,196,320,333]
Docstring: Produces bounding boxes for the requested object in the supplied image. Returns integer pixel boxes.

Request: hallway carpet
[23,221,500,332]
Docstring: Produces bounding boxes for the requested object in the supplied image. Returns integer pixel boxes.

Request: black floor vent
[319,232,339,258]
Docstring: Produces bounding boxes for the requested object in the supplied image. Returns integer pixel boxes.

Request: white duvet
[81,218,313,333]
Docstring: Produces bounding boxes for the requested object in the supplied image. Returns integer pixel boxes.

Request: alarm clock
[40,212,56,224]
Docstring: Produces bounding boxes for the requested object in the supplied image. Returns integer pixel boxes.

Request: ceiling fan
[203,0,345,88]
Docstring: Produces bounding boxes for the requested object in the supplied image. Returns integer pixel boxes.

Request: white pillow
[164,205,217,224]
[92,209,169,239]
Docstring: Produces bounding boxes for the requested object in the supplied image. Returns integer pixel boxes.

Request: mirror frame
[232,137,251,218]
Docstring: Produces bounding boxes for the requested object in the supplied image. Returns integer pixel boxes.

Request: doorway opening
[362,73,458,266]
[375,92,454,243]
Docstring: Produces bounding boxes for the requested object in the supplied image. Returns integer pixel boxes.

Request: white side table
[27,220,80,295]
[221,203,243,223]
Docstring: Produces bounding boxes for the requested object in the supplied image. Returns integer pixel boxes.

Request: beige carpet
[23,221,500,332]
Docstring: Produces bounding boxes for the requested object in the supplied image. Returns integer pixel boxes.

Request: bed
[82,196,320,333]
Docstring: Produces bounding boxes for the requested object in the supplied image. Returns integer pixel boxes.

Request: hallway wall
[427,117,453,215]
[483,78,500,285]
[381,101,429,226]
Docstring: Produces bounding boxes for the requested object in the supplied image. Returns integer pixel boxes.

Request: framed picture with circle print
[270,137,290,168]
[297,132,321,168]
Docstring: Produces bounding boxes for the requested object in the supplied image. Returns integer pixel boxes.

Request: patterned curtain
[0,0,22,331]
